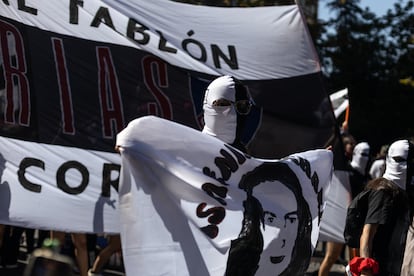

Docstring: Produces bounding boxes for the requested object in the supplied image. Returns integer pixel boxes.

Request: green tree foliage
[316,0,414,151]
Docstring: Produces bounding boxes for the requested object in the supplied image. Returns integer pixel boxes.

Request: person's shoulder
[366,178,396,196]
[371,159,385,167]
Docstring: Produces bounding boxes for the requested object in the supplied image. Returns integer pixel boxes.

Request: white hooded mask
[202,75,237,144]
[383,139,410,190]
[350,142,370,175]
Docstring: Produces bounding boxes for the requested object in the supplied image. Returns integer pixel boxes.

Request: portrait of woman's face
[253,180,299,275]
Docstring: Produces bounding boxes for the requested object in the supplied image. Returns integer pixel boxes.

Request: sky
[318,0,406,20]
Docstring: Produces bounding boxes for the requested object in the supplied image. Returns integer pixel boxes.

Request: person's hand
[325,145,333,151]
[341,121,349,133]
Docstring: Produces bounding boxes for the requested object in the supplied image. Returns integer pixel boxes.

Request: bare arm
[359,223,378,276]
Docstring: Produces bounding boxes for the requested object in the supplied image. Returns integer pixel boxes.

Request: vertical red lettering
[142,56,172,119]
[0,20,30,125]
[147,102,157,115]
[52,38,75,134]
[96,47,124,138]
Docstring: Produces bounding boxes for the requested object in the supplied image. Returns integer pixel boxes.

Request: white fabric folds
[116,116,333,276]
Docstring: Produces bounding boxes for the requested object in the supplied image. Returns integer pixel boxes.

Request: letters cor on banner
[0,136,120,233]
[116,116,334,276]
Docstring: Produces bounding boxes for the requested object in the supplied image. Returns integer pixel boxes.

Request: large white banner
[0,137,120,233]
[0,0,319,80]
[0,0,341,244]
[116,116,334,276]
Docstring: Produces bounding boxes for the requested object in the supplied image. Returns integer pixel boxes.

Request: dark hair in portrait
[225,161,312,276]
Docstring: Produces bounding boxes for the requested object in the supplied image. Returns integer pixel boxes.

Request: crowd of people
[314,129,414,275]
[1,75,414,276]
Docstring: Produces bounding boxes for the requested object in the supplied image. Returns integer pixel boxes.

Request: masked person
[202,75,262,275]
[347,139,413,276]
[349,142,371,198]
[344,141,372,261]
[202,75,253,153]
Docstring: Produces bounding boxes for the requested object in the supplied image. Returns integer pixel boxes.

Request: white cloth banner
[329,88,349,118]
[0,136,120,233]
[0,0,340,249]
[0,0,319,79]
[318,170,352,243]
[116,116,333,276]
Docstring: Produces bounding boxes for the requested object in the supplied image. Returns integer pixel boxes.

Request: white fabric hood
[383,140,409,190]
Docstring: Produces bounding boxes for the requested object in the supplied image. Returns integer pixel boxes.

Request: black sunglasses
[212,99,252,115]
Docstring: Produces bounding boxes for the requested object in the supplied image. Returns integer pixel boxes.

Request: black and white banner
[0,0,334,156]
[116,116,334,276]
[0,0,341,246]
[0,136,120,233]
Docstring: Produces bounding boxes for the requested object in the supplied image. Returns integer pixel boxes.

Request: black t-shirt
[349,167,369,198]
[364,188,410,275]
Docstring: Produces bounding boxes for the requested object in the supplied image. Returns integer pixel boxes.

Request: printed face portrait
[253,180,298,275]
[226,161,313,276]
